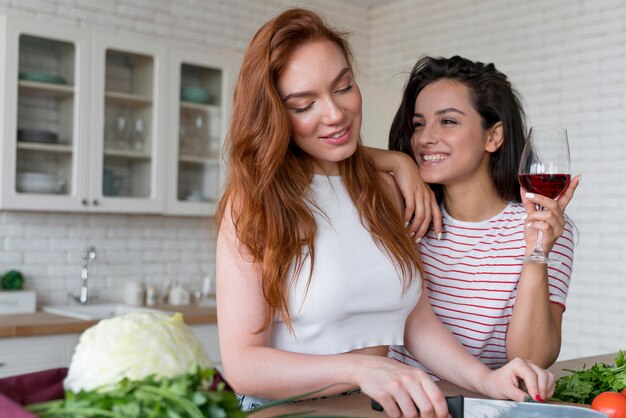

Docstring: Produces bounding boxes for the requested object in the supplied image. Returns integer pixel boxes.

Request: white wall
[369,0,626,360]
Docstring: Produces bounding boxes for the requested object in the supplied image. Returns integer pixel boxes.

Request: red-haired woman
[216,8,555,417]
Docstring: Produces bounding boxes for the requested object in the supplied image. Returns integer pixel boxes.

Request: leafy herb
[27,366,247,418]
[551,350,626,404]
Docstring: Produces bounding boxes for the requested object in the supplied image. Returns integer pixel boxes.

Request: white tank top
[270,175,422,355]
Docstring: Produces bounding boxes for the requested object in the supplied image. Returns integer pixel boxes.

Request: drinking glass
[517,126,571,264]
[114,115,130,150]
[131,118,146,152]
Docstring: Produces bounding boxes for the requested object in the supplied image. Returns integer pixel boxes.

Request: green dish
[181,86,210,103]
[19,71,67,85]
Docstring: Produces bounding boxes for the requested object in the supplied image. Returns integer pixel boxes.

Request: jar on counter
[123,281,145,306]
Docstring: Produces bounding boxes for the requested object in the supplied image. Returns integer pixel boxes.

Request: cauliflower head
[64,311,211,392]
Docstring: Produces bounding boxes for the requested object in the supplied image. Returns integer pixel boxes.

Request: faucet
[68,245,100,304]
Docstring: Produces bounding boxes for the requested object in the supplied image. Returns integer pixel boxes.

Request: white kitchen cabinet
[0,15,92,212]
[165,48,235,216]
[0,333,80,378]
[190,323,222,371]
[0,14,236,216]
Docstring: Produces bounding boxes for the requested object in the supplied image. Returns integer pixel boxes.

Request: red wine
[519,174,571,199]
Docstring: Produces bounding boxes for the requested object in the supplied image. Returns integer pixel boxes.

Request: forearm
[222,347,368,399]
[506,263,562,367]
[405,295,491,394]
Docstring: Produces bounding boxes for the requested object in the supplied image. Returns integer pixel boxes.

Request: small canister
[123,281,144,306]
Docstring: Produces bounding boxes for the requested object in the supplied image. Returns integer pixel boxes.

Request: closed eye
[292,102,314,113]
[335,84,353,94]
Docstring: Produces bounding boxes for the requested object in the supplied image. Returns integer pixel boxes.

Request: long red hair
[216,8,421,331]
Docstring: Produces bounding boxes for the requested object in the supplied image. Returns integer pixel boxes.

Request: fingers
[364,364,449,418]
[556,174,581,209]
[430,193,443,239]
[527,361,555,402]
[498,358,557,403]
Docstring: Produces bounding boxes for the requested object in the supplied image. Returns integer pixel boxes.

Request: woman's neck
[442,173,508,222]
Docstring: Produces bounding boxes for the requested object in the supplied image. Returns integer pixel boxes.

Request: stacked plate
[17,129,59,144]
[16,172,66,194]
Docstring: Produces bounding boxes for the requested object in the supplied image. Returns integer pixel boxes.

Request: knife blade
[464,397,608,418]
[371,396,609,418]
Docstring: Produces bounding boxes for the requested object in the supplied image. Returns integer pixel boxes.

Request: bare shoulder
[378,172,404,214]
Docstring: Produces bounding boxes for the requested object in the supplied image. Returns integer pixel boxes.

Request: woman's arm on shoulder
[365,146,441,238]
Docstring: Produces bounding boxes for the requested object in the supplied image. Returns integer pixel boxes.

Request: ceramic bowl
[181,86,210,103]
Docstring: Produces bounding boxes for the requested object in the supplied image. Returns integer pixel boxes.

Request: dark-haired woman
[388,56,580,372]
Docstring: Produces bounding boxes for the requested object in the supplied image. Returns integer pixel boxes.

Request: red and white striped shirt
[389,202,575,371]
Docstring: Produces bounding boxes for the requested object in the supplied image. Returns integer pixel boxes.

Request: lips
[321,124,351,145]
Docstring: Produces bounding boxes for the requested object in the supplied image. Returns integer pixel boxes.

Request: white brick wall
[369,0,626,360]
[1,0,622,360]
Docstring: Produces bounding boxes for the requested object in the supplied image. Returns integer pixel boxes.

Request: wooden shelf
[105,90,152,107]
[178,155,220,164]
[180,101,220,113]
[17,142,73,154]
[104,148,152,160]
[18,80,74,99]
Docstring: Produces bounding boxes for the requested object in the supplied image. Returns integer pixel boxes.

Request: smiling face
[411,79,501,187]
[277,39,362,175]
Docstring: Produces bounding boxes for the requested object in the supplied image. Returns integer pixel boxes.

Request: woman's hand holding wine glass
[518,126,581,264]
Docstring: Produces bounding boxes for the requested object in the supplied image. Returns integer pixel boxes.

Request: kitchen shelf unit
[0,14,237,216]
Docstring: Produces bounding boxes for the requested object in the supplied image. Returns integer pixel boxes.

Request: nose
[416,122,439,146]
[320,97,344,125]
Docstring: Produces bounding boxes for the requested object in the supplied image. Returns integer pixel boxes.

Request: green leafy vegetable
[27,366,247,418]
[552,350,626,404]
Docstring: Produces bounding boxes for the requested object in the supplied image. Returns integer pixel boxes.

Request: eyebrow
[413,108,467,118]
[282,67,351,101]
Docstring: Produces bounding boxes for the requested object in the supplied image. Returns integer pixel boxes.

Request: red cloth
[0,368,67,418]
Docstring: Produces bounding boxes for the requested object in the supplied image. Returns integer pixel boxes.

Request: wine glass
[518,126,571,264]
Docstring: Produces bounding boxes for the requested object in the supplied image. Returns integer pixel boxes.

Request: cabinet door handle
[81,198,88,206]
[92,199,99,206]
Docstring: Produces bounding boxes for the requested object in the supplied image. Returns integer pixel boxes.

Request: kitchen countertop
[252,352,619,417]
[0,304,217,338]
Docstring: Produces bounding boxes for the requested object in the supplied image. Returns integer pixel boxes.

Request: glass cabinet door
[0,15,89,212]
[177,64,222,204]
[166,50,233,216]
[16,35,75,197]
[102,49,154,199]
[90,34,166,213]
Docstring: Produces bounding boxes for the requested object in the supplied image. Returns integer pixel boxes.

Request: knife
[371,395,609,417]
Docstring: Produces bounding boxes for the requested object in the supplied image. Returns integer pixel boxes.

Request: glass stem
[534,206,544,255]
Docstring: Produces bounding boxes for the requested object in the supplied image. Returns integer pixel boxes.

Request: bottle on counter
[145,285,157,307]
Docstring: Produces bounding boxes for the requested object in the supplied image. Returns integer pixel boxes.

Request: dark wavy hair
[388,55,527,203]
